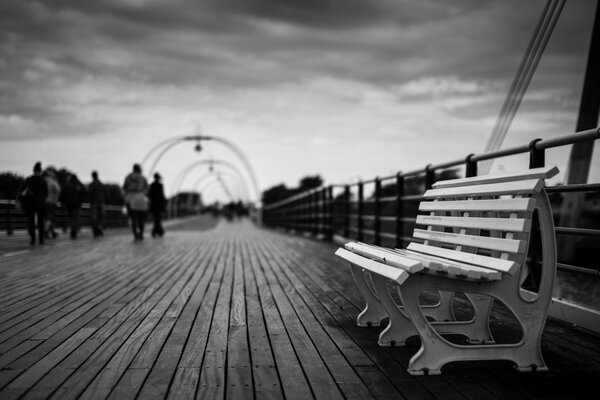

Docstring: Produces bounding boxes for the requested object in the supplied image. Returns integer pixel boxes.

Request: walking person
[62,174,85,239]
[148,172,167,238]
[44,167,61,239]
[19,162,48,245]
[89,170,107,238]
[123,163,149,241]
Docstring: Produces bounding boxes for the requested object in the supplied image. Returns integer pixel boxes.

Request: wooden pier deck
[1,217,599,400]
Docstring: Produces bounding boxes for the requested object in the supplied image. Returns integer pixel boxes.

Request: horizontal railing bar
[555,227,600,238]
[547,183,600,193]
[536,127,600,150]
[557,263,600,277]
[380,232,397,239]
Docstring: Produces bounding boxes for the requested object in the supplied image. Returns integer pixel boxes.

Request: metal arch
[193,171,250,201]
[171,159,252,200]
[201,180,235,203]
[190,135,261,202]
[141,134,261,203]
[198,174,245,201]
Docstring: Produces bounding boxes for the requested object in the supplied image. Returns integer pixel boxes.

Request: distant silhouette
[62,174,85,239]
[19,162,48,245]
[123,163,149,241]
[148,172,167,238]
[44,167,61,239]
[89,170,107,238]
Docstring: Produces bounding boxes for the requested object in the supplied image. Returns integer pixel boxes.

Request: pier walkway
[1,217,599,399]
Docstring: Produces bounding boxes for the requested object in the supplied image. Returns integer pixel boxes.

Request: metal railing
[0,200,130,234]
[263,127,600,277]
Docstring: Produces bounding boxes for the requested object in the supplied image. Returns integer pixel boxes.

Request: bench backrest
[407,167,559,278]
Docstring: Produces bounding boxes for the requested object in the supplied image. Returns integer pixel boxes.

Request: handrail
[265,127,600,210]
[262,127,600,282]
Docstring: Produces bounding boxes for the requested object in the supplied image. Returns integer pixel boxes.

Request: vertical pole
[357,181,364,242]
[374,178,381,246]
[320,187,326,237]
[6,200,13,235]
[425,165,435,190]
[395,173,404,248]
[344,185,350,238]
[529,138,545,168]
[327,185,334,240]
[566,1,600,185]
[465,154,478,177]
[561,3,600,261]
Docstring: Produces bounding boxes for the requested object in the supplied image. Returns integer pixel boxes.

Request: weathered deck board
[1,217,599,399]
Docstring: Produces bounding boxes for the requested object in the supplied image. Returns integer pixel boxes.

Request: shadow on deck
[0,217,599,399]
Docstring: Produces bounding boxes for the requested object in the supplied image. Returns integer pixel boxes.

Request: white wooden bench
[335,167,559,375]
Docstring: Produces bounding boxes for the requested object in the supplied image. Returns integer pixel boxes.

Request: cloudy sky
[1,0,598,202]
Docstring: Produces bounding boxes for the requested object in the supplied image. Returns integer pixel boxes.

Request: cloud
[0,0,596,191]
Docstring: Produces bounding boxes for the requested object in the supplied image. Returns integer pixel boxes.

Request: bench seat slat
[413,228,525,253]
[407,242,519,275]
[431,166,559,189]
[335,248,410,284]
[392,249,502,280]
[419,198,536,212]
[423,179,543,199]
[416,215,531,233]
[344,242,424,273]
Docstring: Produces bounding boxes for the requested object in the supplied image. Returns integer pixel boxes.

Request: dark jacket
[88,179,107,205]
[20,173,48,210]
[63,178,85,209]
[148,181,166,213]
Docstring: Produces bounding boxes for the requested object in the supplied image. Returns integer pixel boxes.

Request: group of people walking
[19,162,167,245]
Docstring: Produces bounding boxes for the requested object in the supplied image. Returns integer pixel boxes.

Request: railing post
[344,185,350,238]
[357,181,364,242]
[395,173,404,248]
[7,200,13,235]
[465,153,478,177]
[425,165,435,190]
[327,185,334,240]
[313,190,318,235]
[320,187,326,237]
[529,138,545,168]
[374,177,381,246]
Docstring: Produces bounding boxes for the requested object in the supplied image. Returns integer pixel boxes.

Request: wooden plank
[246,236,314,400]
[259,236,390,400]
[0,244,182,370]
[256,263,345,400]
[423,179,543,199]
[24,238,211,400]
[419,198,535,212]
[392,249,501,281]
[78,241,219,400]
[406,243,519,275]
[416,215,531,233]
[242,239,285,400]
[226,239,253,399]
[276,233,454,400]
[335,249,409,284]
[431,166,559,189]
[413,228,526,254]
[136,239,226,400]
[343,242,424,273]
[195,241,236,400]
